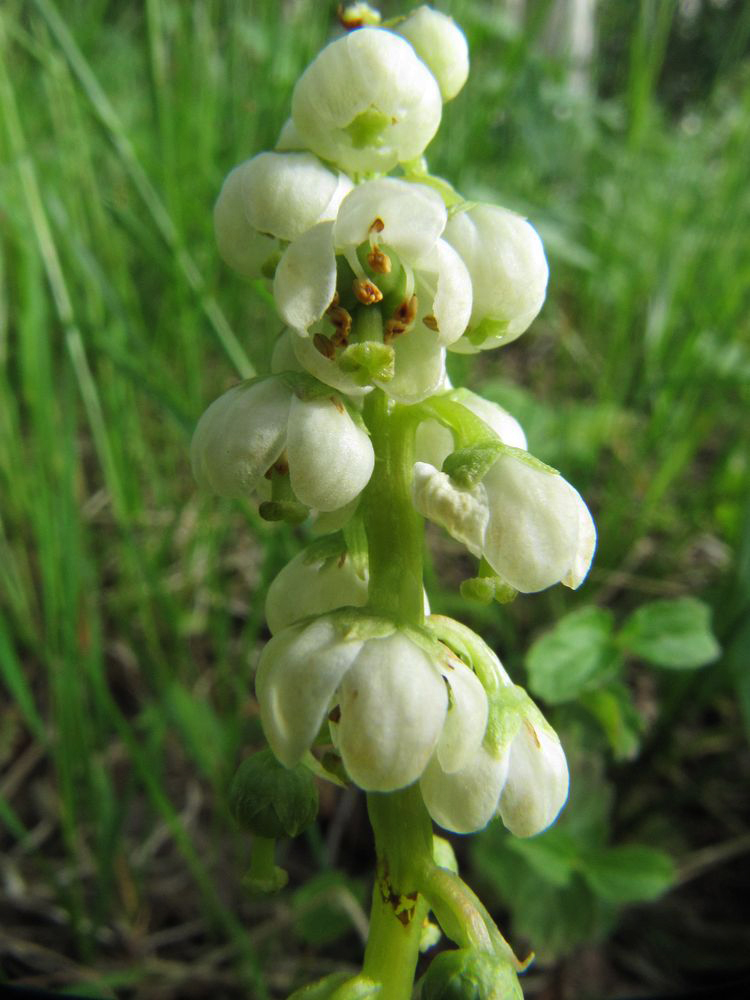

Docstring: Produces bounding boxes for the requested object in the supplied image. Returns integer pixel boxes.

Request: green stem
[362,786,435,999]
[361,390,423,625]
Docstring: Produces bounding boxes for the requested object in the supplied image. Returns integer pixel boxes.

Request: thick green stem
[361,390,423,625]
[362,786,434,999]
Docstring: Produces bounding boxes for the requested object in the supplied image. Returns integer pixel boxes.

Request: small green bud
[421,949,523,1000]
[229,749,318,839]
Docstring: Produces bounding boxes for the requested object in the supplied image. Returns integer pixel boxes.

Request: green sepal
[286,972,382,1000]
[302,532,348,565]
[302,750,348,789]
[420,948,523,1000]
[343,514,370,580]
[424,615,504,694]
[228,749,319,839]
[465,316,510,349]
[259,499,309,524]
[329,608,397,642]
[338,341,395,384]
[484,686,527,758]
[442,442,505,489]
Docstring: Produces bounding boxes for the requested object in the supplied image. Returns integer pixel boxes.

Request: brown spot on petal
[423,314,439,332]
[330,396,345,414]
[525,719,542,749]
[328,705,342,724]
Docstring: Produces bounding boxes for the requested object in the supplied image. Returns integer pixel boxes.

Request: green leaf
[525,607,622,703]
[618,597,721,669]
[579,682,644,760]
[504,828,579,887]
[292,871,366,947]
[581,845,676,903]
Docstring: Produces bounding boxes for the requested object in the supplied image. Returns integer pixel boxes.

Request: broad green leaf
[579,682,644,760]
[525,607,622,703]
[504,828,579,887]
[582,845,676,903]
[618,597,721,669]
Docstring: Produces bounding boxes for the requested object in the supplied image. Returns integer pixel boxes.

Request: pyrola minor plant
[193,5,595,998]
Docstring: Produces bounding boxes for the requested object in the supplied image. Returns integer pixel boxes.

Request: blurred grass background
[1,0,749,997]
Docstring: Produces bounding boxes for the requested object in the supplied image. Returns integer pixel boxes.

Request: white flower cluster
[194,7,596,836]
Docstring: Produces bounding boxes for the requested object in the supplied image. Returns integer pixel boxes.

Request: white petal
[561,484,597,589]
[445,204,548,346]
[337,632,447,791]
[435,657,489,773]
[275,117,305,151]
[213,166,277,278]
[420,743,510,834]
[396,6,469,102]
[291,28,442,174]
[415,418,455,468]
[376,324,446,403]
[271,329,304,374]
[411,462,488,558]
[482,455,583,592]
[287,396,374,511]
[256,618,363,767]
[190,378,291,498]
[242,151,345,242]
[334,178,446,264]
[274,222,337,331]
[423,239,472,345]
[293,331,373,397]
[265,551,368,635]
[499,715,569,838]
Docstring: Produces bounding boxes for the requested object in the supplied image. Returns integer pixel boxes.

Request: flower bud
[396,7,469,102]
[229,749,318,839]
[421,948,523,1000]
[214,152,351,278]
[265,549,369,635]
[445,204,548,351]
[291,28,442,174]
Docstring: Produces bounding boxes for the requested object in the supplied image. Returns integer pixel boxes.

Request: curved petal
[423,239,472,346]
[435,657,489,773]
[287,396,374,511]
[190,378,291,498]
[213,165,277,279]
[561,484,597,589]
[265,550,369,635]
[498,713,569,838]
[420,743,510,834]
[411,462,488,559]
[415,418,455,468]
[274,221,337,331]
[334,178,446,264]
[337,632,447,791]
[256,617,363,767]
[482,455,583,593]
[376,324,446,403]
[396,7,469,102]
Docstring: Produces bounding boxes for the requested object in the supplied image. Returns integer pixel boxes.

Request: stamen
[367,245,392,274]
[345,247,367,281]
[327,304,353,345]
[402,261,415,302]
[353,277,383,305]
[314,333,336,359]
[384,295,418,342]
[369,217,385,235]
[423,314,439,332]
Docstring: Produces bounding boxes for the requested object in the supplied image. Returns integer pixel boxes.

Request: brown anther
[423,314,439,332]
[384,295,418,342]
[330,395,345,414]
[328,705,342,724]
[328,290,340,309]
[367,245,392,274]
[327,305,352,345]
[384,319,407,344]
[353,277,383,306]
[314,333,335,359]
[370,217,385,234]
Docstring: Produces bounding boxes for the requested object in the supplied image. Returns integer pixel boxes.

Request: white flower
[412,453,595,592]
[265,550,369,635]
[213,152,352,278]
[190,378,374,512]
[415,389,527,469]
[445,203,549,351]
[396,7,469,102]
[274,178,472,403]
[256,616,488,793]
[291,27,442,175]
[419,618,569,836]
